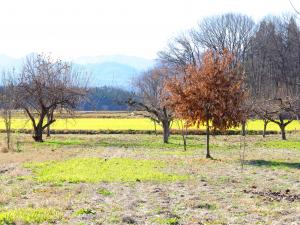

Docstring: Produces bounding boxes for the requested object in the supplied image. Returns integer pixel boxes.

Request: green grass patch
[36,139,86,147]
[74,208,96,216]
[24,158,188,183]
[196,203,217,210]
[97,188,113,196]
[33,135,238,152]
[0,208,61,224]
[95,135,235,151]
[255,140,300,150]
[96,138,200,149]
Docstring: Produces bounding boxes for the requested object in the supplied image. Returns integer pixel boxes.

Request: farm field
[0,133,299,224]
[0,115,300,132]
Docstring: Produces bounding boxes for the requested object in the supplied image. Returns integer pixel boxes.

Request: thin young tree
[0,70,15,151]
[14,54,87,142]
[128,66,173,143]
[165,50,246,158]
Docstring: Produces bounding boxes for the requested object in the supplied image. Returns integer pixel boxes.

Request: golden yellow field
[0,117,299,131]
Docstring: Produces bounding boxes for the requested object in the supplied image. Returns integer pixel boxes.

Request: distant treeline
[0,85,132,111]
[79,86,132,111]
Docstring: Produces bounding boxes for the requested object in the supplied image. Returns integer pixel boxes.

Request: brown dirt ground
[0,133,299,224]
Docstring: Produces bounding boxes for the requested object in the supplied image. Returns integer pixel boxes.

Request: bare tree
[159,13,255,69]
[0,70,16,151]
[128,66,173,143]
[159,33,202,68]
[253,97,298,140]
[14,54,87,142]
[192,13,256,63]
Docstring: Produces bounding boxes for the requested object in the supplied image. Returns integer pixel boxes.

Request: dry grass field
[0,132,299,224]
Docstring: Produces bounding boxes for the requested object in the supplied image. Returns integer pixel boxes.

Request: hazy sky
[0,0,298,59]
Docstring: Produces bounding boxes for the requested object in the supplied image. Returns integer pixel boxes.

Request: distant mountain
[77,62,139,87]
[73,55,154,71]
[0,54,155,88]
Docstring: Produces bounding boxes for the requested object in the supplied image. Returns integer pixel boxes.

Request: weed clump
[0,208,61,224]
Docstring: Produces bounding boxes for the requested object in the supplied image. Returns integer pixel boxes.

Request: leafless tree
[14,54,87,142]
[191,13,256,63]
[128,66,173,143]
[0,70,16,151]
[158,33,202,69]
[159,14,255,68]
[253,97,298,140]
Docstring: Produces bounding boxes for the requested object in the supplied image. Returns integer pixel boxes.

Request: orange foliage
[165,50,246,132]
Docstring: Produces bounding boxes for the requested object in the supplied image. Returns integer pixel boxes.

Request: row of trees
[132,13,300,158]
[80,86,131,111]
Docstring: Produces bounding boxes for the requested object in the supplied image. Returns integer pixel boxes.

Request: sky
[0,0,298,60]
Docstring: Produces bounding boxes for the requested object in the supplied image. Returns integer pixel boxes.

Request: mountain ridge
[0,54,155,88]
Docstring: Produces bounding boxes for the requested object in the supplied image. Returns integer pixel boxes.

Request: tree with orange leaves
[165,50,246,158]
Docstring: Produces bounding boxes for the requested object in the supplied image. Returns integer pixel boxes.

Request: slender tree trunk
[162,120,170,144]
[181,122,187,151]
[263,119,268,138]
[46,114,51,137]
[3,109,12,150]
[154,121,157,136]
[241,120,246,136]
[280,124,286,140]
[46,110,54,137]
[46,126,51,137]
[206,117,212,159]
[6,110,12,150]
[183,135,187,151]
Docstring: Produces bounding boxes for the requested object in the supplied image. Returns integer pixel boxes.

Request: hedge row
[0,129,292,135]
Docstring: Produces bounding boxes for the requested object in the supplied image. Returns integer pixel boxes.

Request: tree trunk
[154,121,157,136]
[46,111,53,137]
[206,117,212,159]
[183,135,187,151]
[262,119,268,138]
[3,109,12,150]
[46,122,51,137]
[33,123,44,142]
[180,127,187,151]
[241,120,246,136]
[162,121,170,144]
[280,124,286,140]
